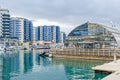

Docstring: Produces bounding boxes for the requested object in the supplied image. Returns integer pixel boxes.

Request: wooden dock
[92,59,120,80]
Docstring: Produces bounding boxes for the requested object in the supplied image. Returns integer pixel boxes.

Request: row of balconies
[2,19,10,22]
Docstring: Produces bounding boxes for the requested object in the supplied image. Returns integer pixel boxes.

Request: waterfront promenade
[50,48,120,60]
[92,59,120,80]
[50,48,120,79]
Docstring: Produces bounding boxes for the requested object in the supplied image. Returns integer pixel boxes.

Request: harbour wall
[50,48,120,60]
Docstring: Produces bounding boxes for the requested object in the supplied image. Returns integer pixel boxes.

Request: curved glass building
[67,22,120,49]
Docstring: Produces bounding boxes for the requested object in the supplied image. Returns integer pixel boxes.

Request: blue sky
[0,0,120,34]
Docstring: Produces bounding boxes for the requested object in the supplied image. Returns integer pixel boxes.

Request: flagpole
[110,21,117,63]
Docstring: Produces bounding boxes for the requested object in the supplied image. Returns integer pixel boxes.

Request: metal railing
[50,48,120,57]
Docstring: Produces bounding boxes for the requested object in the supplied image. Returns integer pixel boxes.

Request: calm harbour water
[0,50,109,80]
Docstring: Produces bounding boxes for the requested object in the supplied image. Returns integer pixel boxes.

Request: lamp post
[110,22,117,63]
[113,41,117,63]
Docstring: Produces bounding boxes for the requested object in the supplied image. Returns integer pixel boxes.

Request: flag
[110,21,113,25]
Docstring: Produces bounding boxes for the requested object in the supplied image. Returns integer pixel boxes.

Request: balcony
[2,24,10,26]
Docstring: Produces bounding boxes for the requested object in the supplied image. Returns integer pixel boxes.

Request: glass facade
[35,26,60,43]
[2,14,10,37]
[24,19,30,42]
[56,26,60,43]
[10,17,33,43]
[35,26,40,41]
[29,21,33,41]
[24,19,33,42]
[60,32,66,43]
[10,19,21,38]
[43,26,53,41]
[67,22,119,49]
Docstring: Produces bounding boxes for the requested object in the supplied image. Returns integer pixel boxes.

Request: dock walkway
[50,48,120,60]
[92,59,120,80]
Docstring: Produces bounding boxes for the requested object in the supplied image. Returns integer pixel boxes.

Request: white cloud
[1,0,120,35]
[33,19,74,35]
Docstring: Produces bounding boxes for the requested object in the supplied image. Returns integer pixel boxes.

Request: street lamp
[113,41,117,63]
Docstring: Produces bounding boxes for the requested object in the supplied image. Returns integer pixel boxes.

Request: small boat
[39,52,49,57]
[4,46,15,51]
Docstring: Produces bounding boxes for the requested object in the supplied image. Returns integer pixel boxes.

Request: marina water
[0,50,109,80]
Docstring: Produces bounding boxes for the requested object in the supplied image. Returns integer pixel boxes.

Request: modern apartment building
[33,27,37,41]
[43,26,53,42]
[0,7,10,37]
[24,19,33,42]
[10,17,33,43]
[60,32,66,43]
[35,26,40,41]
[10,17,24,43]
[35,25,60,43]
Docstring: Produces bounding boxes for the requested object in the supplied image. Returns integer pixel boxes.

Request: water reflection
[0,50,109,80]
[52,58,109,80]
[0,51,32,80]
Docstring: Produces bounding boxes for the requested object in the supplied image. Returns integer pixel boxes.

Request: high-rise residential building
[55,26,60,43]
[35,26,40,41]
[43,26,53,42]
[60,32,66,43]
[33,27,37,41]
[29,21,33,41]
[10,17,24,43]
[35,25,60,43]
[10,17,33,43]
[0,7,10,37]
[24,19,33,42]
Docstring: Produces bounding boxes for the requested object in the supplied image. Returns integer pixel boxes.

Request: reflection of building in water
[0,54,3,80]
[0,51,35,80]
[19,50,24,74]
[19,50,34,73]
[23,51,33,73]
[2,51,19,80]
[16,51,34,74]
[40,57,51,67]
[33,50,40,66]
[35,53,40,65]
[33,50,36,66]
[52,58,108,80]
[33,50,52,67]
[0,50,53,80]
[10,52,20,72]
